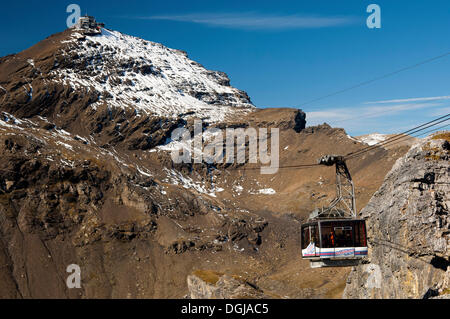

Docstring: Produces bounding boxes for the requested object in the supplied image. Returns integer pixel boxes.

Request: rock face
[187,270,266,299]
[344,136,450,299]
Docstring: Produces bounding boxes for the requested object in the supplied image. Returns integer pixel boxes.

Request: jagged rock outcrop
[187,270,267,299]
[344,135,450,299]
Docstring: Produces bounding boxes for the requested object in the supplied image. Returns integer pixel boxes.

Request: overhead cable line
[224,163,320,172]
[345,117,449,160]
[344,113,450,157]
[223,113,449,172]
[345,121,450,161]
[415,123,449,137]
[297,50,450,109]
[345,114,450,160]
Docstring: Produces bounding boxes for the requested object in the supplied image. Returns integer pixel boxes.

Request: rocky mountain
[0,28,253,121]
[344,133,450,299]
[187,270,268,299]
[0,26,417,298]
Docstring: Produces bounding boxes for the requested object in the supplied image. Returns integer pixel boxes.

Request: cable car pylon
[301,155,368,268]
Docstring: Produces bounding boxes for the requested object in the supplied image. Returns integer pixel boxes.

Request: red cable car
[301,155,368,268]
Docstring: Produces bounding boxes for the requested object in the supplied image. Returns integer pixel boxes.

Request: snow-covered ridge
[355,133,388,146]
[54,29,254,122]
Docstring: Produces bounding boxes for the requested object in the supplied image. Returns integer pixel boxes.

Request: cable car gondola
[301,155,368,268]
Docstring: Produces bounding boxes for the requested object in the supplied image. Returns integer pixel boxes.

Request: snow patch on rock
[356,133,388,146]
[54,29,254,122]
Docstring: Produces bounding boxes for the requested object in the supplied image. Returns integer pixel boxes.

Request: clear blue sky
[1,0,449,135]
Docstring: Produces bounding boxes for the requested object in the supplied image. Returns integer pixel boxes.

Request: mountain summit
[0,27,253,122]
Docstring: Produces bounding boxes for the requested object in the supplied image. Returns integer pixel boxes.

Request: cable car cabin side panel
[301,219,368,260]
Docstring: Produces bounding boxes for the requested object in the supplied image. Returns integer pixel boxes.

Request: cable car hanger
[308,155,356,221]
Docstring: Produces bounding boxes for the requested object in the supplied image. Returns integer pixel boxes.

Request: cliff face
[344,135,450,299]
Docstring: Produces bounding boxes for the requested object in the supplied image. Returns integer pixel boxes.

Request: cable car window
[334,225,354,248]
[320,224,334,248]
[352,220,367,247]
[301,226,310,249]
[301,224,319,249]
[354,221,361,247]
[358,221,367,247]
[311,225,319,246]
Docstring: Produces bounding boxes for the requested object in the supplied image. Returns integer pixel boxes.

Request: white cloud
[307,102,441,124]
[365,95,450,104]
[307,110,350,121]
[139,13,357,30]
[362,102,442,114]
[304,96,450,135]
[306,95,450,134]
